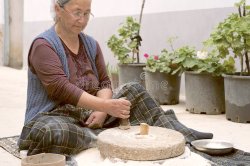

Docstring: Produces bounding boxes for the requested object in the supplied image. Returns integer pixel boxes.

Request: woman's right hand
[104,98,131,119]
[77,92,131,119]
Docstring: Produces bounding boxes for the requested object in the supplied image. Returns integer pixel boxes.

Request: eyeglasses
[59,4,94,20]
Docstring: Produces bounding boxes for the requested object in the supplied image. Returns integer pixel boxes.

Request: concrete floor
[0,66,250,166]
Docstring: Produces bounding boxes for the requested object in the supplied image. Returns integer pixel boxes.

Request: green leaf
[172,66,182,75]
[172,56,185,64]
[107,16,141,63]
[183,59,197,69]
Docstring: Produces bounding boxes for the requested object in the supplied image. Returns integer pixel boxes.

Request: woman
[18,0,213,156]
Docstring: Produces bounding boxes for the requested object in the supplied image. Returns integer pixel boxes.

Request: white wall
[24,0,52,22]
[0,0,4,24]
[92,0,241,17]
[23,0,245,22]
[0,0,3,66]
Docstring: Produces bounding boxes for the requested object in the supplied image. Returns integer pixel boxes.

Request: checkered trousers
[18,82,198,156]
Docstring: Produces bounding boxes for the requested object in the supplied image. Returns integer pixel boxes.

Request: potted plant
[107,0,146,87]
[106,63,119,90]
[184,49,235,115]
[205,0,250,122]
[144,37,196,105]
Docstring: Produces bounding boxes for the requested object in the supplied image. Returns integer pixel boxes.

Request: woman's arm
[77,90,130,118]
[84,88,112,128]
[29,39,83,105]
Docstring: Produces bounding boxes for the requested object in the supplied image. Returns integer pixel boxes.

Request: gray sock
[189,128,213,140]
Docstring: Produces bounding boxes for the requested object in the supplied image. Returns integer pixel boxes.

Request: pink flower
[154,55,159,60]
[144,53,149,58]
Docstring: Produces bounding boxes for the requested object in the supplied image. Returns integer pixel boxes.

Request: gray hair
[50,0,71,22]
[57,0,71,7]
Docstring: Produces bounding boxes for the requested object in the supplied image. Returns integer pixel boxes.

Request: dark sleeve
[95,42,112,89]
[29,38,83,105]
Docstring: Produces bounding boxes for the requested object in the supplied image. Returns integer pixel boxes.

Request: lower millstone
[97,126,185,161]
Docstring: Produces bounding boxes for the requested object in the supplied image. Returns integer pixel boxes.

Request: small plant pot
[118,63,146,87]
[224,74,250,123]
[185,71,225,115]
[145,71,181,105]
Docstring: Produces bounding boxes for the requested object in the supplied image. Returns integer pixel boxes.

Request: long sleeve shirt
[29,37,111,106]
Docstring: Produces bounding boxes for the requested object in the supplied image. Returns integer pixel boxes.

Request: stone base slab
[97,126,185,161]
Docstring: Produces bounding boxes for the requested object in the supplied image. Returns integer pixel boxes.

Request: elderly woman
[18,0,212,156]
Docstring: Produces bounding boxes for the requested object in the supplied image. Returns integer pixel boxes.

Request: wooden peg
[119,118,130,130]
[140,123,149,135]
[118,97,130,130]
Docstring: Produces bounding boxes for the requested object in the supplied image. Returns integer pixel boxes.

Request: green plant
[144,47,196,75]
[204,0,250,75]
[187,50,235,76]
[107,0,146,64]
[144,37,196,75]
[107,17,142,64]
[144,37,235,76]
[106,63,118,76]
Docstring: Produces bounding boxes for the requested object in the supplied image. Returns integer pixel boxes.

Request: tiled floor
[0,66,249,166]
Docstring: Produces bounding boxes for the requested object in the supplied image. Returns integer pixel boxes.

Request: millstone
[97,126,185,161]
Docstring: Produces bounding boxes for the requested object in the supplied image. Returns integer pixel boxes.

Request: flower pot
[224,74,250,123]
[145,71,181,105]
[118,63,146,87]
[185,71,225,115]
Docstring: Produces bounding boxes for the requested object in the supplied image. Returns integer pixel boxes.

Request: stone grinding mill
[97,119,186,161]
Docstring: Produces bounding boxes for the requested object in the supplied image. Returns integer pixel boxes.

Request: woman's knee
[30,117,69,146]
[125,82,146,93]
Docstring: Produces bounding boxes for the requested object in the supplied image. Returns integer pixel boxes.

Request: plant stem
[137,0,146,63]
[240,54,243,75]
[139,0,145,26]
[242,2,250,75]
[243,2,246,16]
[238,6,242,17]
[245,51,250,75]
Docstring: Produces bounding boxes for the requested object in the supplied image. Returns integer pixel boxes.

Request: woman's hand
[77,91,131,119]
[85,111,107,129]
[104,98,131,119]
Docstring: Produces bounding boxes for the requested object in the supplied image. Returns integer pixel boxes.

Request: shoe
[189,128,213,140]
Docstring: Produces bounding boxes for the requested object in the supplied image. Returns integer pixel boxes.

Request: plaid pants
[18,82,199,156]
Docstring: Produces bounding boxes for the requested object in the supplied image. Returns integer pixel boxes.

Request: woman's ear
[54,3,62,21]
[54,3,61,16]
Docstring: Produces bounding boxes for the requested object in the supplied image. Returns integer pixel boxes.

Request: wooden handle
[140,123,149,135]
[118,97,130,130]
[119,119,130,130]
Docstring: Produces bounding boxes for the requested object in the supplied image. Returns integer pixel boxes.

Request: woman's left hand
[85,111,107,129]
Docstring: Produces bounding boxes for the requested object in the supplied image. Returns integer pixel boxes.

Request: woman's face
[57,0,92,34]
